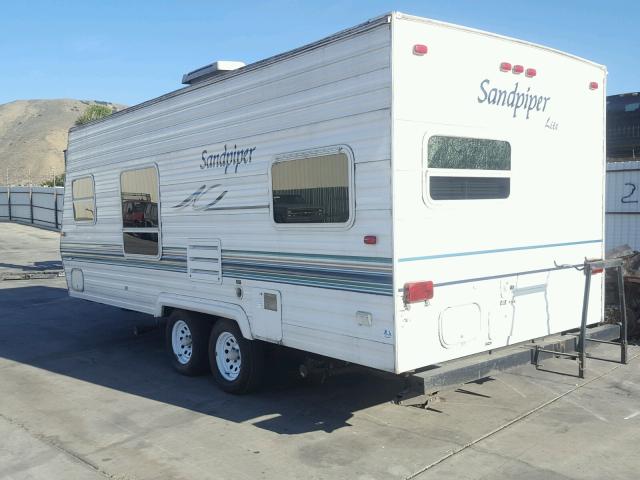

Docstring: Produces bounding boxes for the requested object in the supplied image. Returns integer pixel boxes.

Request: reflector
[413,44,428,55]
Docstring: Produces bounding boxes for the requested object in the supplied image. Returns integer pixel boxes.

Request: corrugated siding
[606,161,640,251]
[62,24,395,371]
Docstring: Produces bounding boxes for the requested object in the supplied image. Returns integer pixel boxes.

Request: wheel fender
[155,293,254,340]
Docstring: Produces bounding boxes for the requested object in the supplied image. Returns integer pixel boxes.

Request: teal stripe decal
[398,239,602,263]
[223,269,392,295]
[223,249,392,264]
[61,246,393,296]
[63,256,187,273]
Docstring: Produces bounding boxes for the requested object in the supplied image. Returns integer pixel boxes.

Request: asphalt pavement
[1,222,639,480]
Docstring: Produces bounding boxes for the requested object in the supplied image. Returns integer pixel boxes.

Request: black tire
[165,309,210,376]
[209,318,264,394]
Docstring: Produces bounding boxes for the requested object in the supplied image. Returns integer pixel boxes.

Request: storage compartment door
[249,289,283,342]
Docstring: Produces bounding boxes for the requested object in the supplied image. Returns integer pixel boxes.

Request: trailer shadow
[0,284,406,435]
[0,260,63,271]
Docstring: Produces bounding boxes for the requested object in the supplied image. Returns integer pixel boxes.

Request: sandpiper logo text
[477,79,551,119]
[200,144,257,173]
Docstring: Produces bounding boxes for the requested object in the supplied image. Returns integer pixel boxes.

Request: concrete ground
[0,222,62,279]
[1,222,639,480]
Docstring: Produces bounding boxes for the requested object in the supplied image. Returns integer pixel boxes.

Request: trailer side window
[272,152,350,224]
[427,136,511,200]
[72,176,96,222]
[120,166,160,256]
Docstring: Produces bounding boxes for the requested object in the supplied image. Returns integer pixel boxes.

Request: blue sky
[1,0,637,106]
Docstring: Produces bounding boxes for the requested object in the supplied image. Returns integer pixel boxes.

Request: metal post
[617,265,628,364]
[7,185,11,221]
[54,188,59,230]
[29,186,34,225]
[578,262,592,379]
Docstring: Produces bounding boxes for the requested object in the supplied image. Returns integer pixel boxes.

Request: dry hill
[0,99,125,185]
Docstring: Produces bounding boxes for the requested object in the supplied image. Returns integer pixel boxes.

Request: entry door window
[120,166,160,256]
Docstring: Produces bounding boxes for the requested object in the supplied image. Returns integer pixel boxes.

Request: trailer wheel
[209,318,264,394]
[166,310,210,376]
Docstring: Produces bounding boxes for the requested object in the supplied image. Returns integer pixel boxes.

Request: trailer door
[248,288,283,342]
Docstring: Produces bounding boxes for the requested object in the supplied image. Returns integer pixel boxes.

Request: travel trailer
[61,12,607,393]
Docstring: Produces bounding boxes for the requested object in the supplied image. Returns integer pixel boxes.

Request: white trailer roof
[395,13,606,71]
[70,13,392,132]
[71,11,605,132]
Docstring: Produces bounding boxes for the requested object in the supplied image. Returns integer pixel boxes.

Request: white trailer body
[62,13,606,379]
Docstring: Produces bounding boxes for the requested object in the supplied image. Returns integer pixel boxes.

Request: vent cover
[182,61,245,85]
[187,240,222,284]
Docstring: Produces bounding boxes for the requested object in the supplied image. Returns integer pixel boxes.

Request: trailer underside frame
[396,322,623,407]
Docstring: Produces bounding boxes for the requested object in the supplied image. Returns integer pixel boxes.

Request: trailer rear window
[427,136,511,200]
[429,176,510,200]
[71,176,96,222]
[120,166,160,256]
[271,152,350,224]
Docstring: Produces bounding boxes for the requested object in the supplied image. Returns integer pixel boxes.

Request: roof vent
[182,60,245,85]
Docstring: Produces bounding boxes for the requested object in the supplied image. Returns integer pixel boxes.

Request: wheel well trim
[155,293,254,340]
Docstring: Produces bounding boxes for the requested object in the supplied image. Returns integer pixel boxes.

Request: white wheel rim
[215,331,242,381]
[171,320,193,365]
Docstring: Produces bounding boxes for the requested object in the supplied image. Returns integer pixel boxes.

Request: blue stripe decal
[221,250,392,295]
[222,249,392,264]
[224,269,392,295]
[66,257,187,273]
[398,239,603,263]
[61,245,393,296]
[433,264,581,289]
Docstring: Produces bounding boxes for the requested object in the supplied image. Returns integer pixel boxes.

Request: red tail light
[500,62,512,72]
[413,44,428,56]
[589,81,599,90]
[403,281,434,304]
[512,65,524,74]
[525,68,537,78]
[363,235,377,245]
